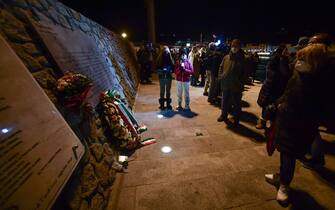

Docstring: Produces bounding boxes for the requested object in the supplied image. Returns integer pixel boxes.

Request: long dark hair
[157,46,175,67]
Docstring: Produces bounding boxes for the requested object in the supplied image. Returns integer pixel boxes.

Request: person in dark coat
[137,42,155,84]
[203,43,216,96]
[198,46,207,87]
[250,52,259,82]
[265,43,332,205]
[301,33,335,169]
[256,45,292,129]
[208,49,224,104]
[156,46,175,109]
[217,39,246,125]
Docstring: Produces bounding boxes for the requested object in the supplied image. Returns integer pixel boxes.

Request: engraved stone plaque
[0,35,84,210]
[28,13,123,106]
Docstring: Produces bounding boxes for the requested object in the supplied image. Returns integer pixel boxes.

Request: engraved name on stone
[29,13,124,106]
[0,35,84,210]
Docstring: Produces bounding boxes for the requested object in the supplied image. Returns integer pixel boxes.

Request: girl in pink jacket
[174,48,194,110]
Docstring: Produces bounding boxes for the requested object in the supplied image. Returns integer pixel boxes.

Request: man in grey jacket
[217,39,246,125]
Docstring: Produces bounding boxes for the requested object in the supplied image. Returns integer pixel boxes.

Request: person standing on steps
[156,46,175,110]
[175,48,194,110]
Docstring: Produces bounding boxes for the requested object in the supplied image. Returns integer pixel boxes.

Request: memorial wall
[0,34,85,210]
[0,0,140,209]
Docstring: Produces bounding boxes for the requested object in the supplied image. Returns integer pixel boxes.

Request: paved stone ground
[109,75,335,210]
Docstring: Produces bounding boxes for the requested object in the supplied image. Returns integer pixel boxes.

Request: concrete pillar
[145,0,156,44]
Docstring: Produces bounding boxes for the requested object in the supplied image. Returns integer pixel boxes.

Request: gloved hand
[264,104,277,120]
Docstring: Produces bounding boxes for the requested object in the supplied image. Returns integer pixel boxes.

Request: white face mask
[295,60,312,73]
[231,47,239,54]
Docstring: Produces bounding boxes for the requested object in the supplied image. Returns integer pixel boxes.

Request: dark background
[60,0,334,44]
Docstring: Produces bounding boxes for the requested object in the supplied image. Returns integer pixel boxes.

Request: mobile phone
[118,155,128,163]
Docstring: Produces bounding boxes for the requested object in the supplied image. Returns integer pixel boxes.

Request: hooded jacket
[274,52,335,157]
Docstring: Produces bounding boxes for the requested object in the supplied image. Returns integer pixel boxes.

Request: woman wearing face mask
[174,48,194,110]
[157,46,175,109]
[265,44,331,205]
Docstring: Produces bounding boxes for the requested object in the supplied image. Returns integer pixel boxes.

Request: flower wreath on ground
[97,90,156,150]
[55,71,93,117]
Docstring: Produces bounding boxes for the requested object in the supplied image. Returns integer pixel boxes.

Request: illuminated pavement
[109,75,335,210]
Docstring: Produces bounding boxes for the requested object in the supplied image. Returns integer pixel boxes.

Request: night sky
[60,0,334,44]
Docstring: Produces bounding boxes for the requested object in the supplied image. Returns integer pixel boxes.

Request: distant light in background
[121,32,127,38]
[157,114,164,119]
[161,146,172,154]
[259,56,270,60]
[186,43,191,47]
[257,52,270,55]
[1,128,9,134]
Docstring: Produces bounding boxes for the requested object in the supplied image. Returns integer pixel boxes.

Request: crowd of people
[136,39,258,112]
[136,33,335,205]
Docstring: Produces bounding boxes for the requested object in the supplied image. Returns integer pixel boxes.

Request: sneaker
[255,119,266,129]
[277,184,289,205]
[265,173,280,186]
[217,115,228,122]
[203,92,208,96]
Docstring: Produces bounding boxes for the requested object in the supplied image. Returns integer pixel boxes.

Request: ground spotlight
[161,146,172,154]
[1,128,9,134]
